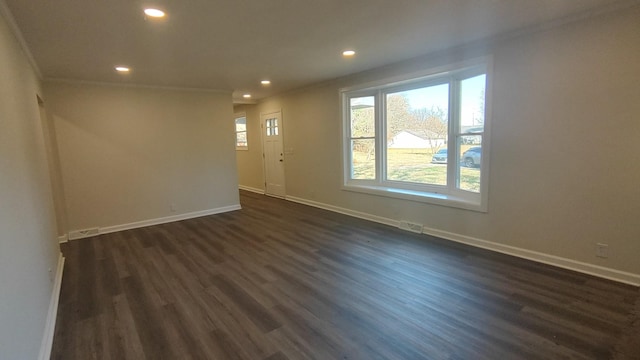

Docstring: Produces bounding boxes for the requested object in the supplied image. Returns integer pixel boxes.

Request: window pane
[351,139,375,180]
[386,84,448,185]
[460,74,485,134]
[235,116,248,148]
[236,131,247,147]
[458,74,485,192]
[350,97,375,137]
[458,136,482,192]
[235,117,246,132]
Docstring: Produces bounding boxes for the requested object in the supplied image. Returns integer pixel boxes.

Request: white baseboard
[285,195,640,286]
[238,185,265,194]
[38,253,65,360]
[69,204,242,240]
[285,195,399,228]
[420,226,640,287]
[57,235,68,244]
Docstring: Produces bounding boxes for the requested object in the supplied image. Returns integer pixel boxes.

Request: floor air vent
[398,220,423,233]
[68,227,100,240]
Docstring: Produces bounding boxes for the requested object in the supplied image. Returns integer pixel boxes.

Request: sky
[404,74,485,127]
[349,74,486,128]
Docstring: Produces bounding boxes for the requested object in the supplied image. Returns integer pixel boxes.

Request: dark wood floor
[52,191,640,360]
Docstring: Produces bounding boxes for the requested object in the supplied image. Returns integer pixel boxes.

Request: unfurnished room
[1,0,639,359]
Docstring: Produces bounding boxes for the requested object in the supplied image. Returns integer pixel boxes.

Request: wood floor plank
[111,293,146,360]
[209,274,281,333]
[120,268,175,359]
[199,286,277,359]
[52,190,640,359]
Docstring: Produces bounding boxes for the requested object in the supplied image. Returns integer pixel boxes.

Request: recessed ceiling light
[243,94,251,98]
[342,50,356,57]
[261,80,271,85]
[144,8,166,18]
[115,66,130,72]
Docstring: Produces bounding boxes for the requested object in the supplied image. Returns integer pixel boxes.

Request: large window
[342,60,490,211]
[234,114,248,150]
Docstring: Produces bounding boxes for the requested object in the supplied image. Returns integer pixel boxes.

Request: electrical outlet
[595,243,609,258]
[170,203,177,212]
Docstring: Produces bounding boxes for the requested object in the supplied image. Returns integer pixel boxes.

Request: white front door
[261,111,286,198]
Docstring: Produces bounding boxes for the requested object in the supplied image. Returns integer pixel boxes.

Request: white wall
[44,82,240,234]
[0,9,61,360]
[252,7,640,282]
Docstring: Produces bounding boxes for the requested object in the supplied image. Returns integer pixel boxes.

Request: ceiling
[2,0,635,103]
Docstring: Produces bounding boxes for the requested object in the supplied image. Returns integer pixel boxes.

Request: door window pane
[266,118,279,136]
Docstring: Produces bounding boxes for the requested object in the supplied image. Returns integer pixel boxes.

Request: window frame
[234,113,248,150]
[340,57,492,212]
[346,93,378,181]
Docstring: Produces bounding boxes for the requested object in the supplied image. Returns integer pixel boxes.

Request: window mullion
[376,91,385,185]
[448,77,461,192]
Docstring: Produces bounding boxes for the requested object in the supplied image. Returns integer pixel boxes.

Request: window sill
[342,184,486,212]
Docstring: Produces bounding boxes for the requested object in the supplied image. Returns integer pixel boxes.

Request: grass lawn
[352,147,481,192]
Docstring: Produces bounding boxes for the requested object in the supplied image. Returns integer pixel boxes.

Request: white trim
[38,253,65,360]
[342,184,484,212]
[284,195,640,286]
[285,195,399,228]
[57,234,68,244]
[0,0,42,78]
[420,226,640,287]
[68,204,241,240]
[238,185,265,194]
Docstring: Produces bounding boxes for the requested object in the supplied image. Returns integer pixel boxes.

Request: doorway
[261,110,286,198]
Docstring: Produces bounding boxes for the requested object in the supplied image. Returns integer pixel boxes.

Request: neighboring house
[461,126,483,144]
[389,130,446,149]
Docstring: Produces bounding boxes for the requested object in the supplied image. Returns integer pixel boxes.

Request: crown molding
[43,77,232,95]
